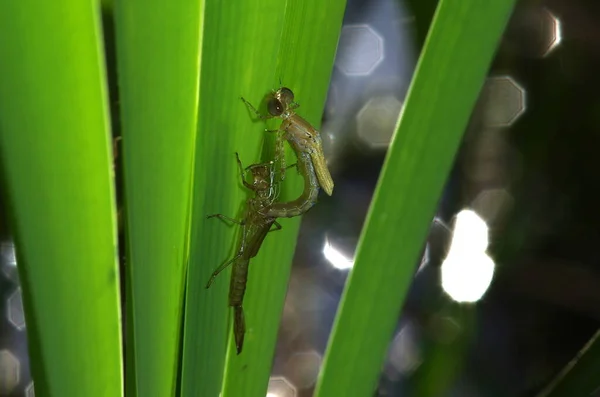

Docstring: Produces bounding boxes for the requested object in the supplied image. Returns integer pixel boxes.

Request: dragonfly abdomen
[267,151,319,218]
[229,258,249,307]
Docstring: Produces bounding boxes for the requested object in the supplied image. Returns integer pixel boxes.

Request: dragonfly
[241,86,334,196]
[206,153,307,354]
[207,87,336,354]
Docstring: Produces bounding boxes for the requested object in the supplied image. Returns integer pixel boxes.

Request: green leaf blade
[182,1,346,396]
[0,1,122,396]
[182,2,287,395]
[113,1,203,396]
[314,1,516,396]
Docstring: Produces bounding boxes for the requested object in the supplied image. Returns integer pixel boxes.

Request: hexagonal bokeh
[267,376,296,397]
[0,349,21,394]
[335,24,384,76]
[25,381,35,397]
[8,287,26,330]
[284,350,322,389]
[356,95,403,148]
[1,241,19,283]
[543,9,562,56]
[505,6,562,58]
[481,76,526,127]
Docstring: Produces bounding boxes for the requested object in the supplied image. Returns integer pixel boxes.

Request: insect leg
[208,220,247,290]
[207,214,243,226]
[271,162,298,182]
[268,221,282,233]
[234,152,256,190]
[241,97,270,121]
[205,253,243,289]
[245,160,275,172]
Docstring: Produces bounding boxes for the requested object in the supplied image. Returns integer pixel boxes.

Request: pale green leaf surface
[0,1,122,396]
[114,1,203,396]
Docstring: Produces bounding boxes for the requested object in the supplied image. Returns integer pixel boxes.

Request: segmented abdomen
[266,151,319,218]
[229,258,249,307]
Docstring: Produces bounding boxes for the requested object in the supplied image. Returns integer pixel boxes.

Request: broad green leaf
[182,1,347,396]
[0,1,122,396]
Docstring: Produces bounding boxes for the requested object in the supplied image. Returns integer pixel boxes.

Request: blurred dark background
[2,0,600,396]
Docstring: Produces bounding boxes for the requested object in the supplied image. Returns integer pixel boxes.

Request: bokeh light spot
[356,95,403,148]
[267,376,296,397]
[441,209,495,303]
[8,288,26,331]
[335,25,384,76]
[0,349,20,394]
[482,76,526,127]
[323,236,354,270]
[284,350,322,389]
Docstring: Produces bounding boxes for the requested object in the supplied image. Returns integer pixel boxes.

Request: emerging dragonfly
[206,153,307,354]
[241,86,334,196]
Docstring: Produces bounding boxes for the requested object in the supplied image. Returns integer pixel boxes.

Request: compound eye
[267,98,283,116]
[279,87,294,104]
[267,98,284,116]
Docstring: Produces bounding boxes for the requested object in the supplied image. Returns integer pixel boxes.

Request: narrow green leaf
[0,1,122,396]
[181,2,285,395]
[113,0,203,396]
[537,329,600,397]
[182,0,346,396]
[222,1,348,395]
[313,1,516,396]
